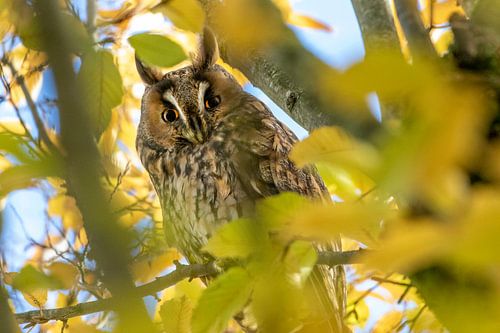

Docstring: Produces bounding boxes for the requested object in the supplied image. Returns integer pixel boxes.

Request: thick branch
[351,0,401,54]
[199,0,380,139]
[14,250,362,325]
[31,1,155,332]
[0,287,20,333]
[394,0,436,59]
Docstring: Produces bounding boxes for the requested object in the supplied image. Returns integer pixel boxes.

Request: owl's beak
[183,116,208,144]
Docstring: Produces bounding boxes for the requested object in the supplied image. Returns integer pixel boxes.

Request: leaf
[12,265,62,292]
[160,296,193,333]
[17,13,92,52]
[0,162,57,198]
[152,0,205,32]
[78,49,124,137]
[46,262,79,290]
[372,311,403,333]
[191,267,253,333]
[287,13,332,32]
[283,240,317,286]
[128,33,187,68]
[130,249,181,283]
[47,194,84,230]
[203,219,267,259]
[290,126,379,173]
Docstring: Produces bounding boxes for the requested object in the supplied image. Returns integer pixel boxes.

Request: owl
[135,28,347,332]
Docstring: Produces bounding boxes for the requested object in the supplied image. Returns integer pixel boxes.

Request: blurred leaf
[372,311,403,333]
[48,194,83,230]
[46,262,79,290]
[287,13,332,32]
[78,49,124,137]
[128,33,187,67]
[17,13,92,52]
[7,46,46,105]
[203,218,268,259]
[191,267,253,333]
[0,161,57,197]
[360,220,448,273]
[160,296,193,333]
[345,299,370,327]
[256,192,309,231]
[290,126,379,173]
[432,29,454,55]
[152,0,205,32]
[283,240,317,286]
[12,265,62,294]
[131,248,181,283]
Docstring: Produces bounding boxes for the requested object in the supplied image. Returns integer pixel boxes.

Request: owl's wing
[227,96,329,201]
[227,96,349,332]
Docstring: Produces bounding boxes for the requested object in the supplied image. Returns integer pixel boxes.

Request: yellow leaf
[432,29,454,55]
[360,219,449,273]
[152,0,205,32]
[47,194,84,230]
[287,13,332,32]
[372,311,403,333]
[22,289,47,308]
[46,262,79,290]
[131,248,181,283]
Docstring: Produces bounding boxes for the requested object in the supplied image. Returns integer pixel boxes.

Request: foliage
[0,0,498,333]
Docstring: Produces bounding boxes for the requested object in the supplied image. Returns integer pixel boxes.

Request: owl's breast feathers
[138,94,329,259]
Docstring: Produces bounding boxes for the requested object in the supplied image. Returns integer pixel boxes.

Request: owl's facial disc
[162,88,209,144]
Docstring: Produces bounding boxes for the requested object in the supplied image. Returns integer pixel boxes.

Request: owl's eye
[161,109,179,123]
[204,95,221,110]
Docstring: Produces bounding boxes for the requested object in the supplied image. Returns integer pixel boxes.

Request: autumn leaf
[78,49,124,138]
[191,267,253,333]
[130,248,181,283]
[129,33,187,68]
[160,296,193,333]
[152,0,205,33]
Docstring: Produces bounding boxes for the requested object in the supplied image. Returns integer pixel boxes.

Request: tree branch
[199,0,380,139]
[394,0,437,59]
[0,287,20,333]
[30,0,156,332]
[351,0,401,55]
[14,250,363,325]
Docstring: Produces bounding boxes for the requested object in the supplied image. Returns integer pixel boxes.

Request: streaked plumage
[135,28,347,332]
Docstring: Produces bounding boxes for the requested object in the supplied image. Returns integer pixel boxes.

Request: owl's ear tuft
[193,27,219,70]
[135,54,163,85]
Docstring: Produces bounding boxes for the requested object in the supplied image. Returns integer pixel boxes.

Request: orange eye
[204,95,221,110]
[161,109,179,123]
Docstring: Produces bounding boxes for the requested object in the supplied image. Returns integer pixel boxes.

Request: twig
[1,57,56,151]
[370,276,412,287]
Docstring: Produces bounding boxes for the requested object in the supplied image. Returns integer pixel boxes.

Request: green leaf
[18,13,92,52]
[0,160,60,198]
[152,0,205,33]
[256,192,309,231]
[12,265,62,292]
[160,296,193,333]
[203,219,267,259]
[191,267,253,333]
[283,240,317,285]
[78,49,124,137]
[128,33,187,67]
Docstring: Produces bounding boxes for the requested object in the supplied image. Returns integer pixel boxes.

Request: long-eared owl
[135,28,347,332]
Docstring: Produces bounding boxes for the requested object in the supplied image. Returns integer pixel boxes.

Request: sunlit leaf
[283,240,317,286]
[131,248,181,283]
[287,13,332,32]
[372,311,403,333]
[46,262,79,290]
[129,33,187,68]
[290,126,379,173]
[48,194,84,230]
[203,218,268,259]
[152,0,205,32]
[78,49,124,137]
[160,296,193,333]
[0,162,56,198]
[192,267,253,333]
